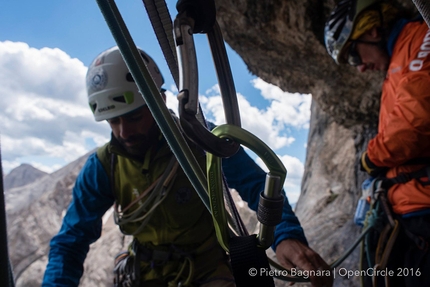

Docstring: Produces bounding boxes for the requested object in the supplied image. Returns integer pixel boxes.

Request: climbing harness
[355,162,430,287]
[115,234,229,287]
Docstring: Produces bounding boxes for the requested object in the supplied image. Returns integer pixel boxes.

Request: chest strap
[382,165,430,189]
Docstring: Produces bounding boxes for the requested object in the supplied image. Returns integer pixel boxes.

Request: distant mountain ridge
[4,163,48,190]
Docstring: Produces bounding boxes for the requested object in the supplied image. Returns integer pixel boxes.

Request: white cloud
[165,90,179,115]
[0,41,109,173]
[199,83,305,151]
[251,78,311,129]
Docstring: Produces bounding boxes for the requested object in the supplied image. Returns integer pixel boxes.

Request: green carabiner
[207,124,287,251]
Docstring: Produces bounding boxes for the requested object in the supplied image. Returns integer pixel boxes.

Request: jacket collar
[387,17,423,56]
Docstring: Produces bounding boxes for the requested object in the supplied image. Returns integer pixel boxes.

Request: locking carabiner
[207,124,287,250]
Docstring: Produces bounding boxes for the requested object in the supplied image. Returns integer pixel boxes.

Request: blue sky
[0,0,311,203]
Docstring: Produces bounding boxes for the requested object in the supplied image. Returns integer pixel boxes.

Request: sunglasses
[347,41,362,67]
[346,39,382,67]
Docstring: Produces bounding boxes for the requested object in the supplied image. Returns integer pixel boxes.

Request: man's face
[107,105,158,157]
[347,28,390,73]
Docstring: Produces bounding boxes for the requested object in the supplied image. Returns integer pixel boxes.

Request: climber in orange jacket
[325,0,430,286]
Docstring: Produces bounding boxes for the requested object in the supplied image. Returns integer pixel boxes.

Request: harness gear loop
[139,244,195,287]
[167,256,195,287]
[369,219,400,287]
[128,235,225,287]
[374,220,400,270]
[114,251,139,287]
[174,11,241,158]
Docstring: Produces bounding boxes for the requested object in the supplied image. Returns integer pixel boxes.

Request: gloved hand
[360,152,388,177]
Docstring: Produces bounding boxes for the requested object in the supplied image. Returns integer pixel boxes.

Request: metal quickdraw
[207,124,286,251]
[174,9,241,158]
[207,124,286,287]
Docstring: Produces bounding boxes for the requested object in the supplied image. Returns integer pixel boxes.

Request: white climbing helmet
[86,46,164,121]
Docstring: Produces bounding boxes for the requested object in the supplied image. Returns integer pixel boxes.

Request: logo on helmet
[98,105,115,113]
[87,67,108,92]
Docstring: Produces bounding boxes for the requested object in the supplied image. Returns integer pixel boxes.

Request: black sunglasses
[346,39,382,67]
[347,41,362,67]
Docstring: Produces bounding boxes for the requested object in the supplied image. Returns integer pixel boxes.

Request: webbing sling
[142,0,179,87]
[229,235,274,287]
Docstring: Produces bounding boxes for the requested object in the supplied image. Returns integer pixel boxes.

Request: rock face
[6,152,92,287]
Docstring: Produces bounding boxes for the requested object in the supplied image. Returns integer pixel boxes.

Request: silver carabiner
[174,12,241,157]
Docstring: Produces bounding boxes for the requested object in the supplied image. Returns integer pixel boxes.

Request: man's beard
[117,134,148,156]
[116,125,160,158]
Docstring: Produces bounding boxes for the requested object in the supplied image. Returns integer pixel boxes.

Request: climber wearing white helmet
[42,46,332,287]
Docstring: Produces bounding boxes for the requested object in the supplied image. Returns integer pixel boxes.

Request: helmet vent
[126,72,134,83]
[113,96,126,103]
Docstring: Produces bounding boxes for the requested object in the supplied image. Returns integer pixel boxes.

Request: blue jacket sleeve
[221,146,308,250]
[42,153,115,287]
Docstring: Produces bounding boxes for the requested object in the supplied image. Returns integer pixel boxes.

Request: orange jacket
[367,19,430,215]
